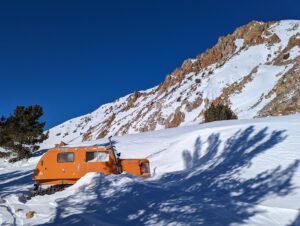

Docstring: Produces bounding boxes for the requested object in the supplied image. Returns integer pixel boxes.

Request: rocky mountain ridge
[42,20,300,147]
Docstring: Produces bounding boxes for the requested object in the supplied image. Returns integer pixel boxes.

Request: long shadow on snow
[0,170,33,197]
[288,211,300,226]
[43,126,299,226]
[32,149,48,157]
[0,150,47,198]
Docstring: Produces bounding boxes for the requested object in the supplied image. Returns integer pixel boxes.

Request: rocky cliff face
[42,20,300,147]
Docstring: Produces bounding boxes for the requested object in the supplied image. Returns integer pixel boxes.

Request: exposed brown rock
[210,66,258,108]
[96,113,116,139]
[138,111,161,133]
[258,64,300,116]
[116,122,132,136]
[82,125,97,141]
[165,107,185,128]
[184,97,202,112]
[273,34,300,65]
[122,91,143,112]
[267,33,281,46]
[249,94,265,110]
[54,141,67,148]
[26,211,35,219]
[157,21,277,96]
[63,20,300,143]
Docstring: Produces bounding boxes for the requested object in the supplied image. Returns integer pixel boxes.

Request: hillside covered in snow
[0,115,300,225]
[1,19,300,226]
[42,20,300,147]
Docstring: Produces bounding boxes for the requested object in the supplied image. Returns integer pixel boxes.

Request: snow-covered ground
[0,115,300,225]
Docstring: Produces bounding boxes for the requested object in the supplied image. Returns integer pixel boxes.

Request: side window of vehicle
[57,152,74,163]
[86,152,109,162]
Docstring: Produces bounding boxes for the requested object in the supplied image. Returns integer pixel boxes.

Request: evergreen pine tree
[204,103,237,123]
[0,105,49,161]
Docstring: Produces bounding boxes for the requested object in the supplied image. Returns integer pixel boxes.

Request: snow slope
[0,115,300,225]
[41,20,300,146]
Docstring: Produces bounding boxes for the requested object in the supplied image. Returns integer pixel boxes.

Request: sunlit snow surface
[1,19,300,226]
[0,115,300,226]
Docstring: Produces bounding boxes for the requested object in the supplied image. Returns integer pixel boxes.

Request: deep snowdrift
[0,115,300,225]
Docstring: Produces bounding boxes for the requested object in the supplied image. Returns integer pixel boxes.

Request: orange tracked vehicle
[32,137,150,190]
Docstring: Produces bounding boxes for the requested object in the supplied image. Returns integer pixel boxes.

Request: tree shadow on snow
[0,170,33,197]
[31,149,48,157]
[43,126,299,226]
[288,211,300,226]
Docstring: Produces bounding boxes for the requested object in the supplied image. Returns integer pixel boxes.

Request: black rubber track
[26,184,70,201]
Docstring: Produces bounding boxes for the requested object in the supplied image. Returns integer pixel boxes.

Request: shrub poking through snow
[204,103,237,123]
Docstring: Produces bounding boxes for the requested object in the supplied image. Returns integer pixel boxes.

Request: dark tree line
[0,105,48,162]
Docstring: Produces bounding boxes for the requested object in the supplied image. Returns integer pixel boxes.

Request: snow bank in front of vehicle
[0,114,300,225]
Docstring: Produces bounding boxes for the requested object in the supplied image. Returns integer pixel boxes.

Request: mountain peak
[42,20,300,148]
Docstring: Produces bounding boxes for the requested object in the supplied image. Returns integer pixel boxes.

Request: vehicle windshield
[86,151,109,162]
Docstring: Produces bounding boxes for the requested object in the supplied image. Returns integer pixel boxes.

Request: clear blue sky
[0,0,298,128]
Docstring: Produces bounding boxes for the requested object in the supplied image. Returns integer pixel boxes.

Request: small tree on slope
[204,103,237,123]
[0,105,49,161]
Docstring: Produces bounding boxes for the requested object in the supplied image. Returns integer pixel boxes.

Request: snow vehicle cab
[32,138,150,186]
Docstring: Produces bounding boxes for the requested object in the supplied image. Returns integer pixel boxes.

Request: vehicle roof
[47,146,109,152]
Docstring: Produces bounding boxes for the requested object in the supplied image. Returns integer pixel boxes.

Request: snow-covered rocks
[40,20,300,147]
